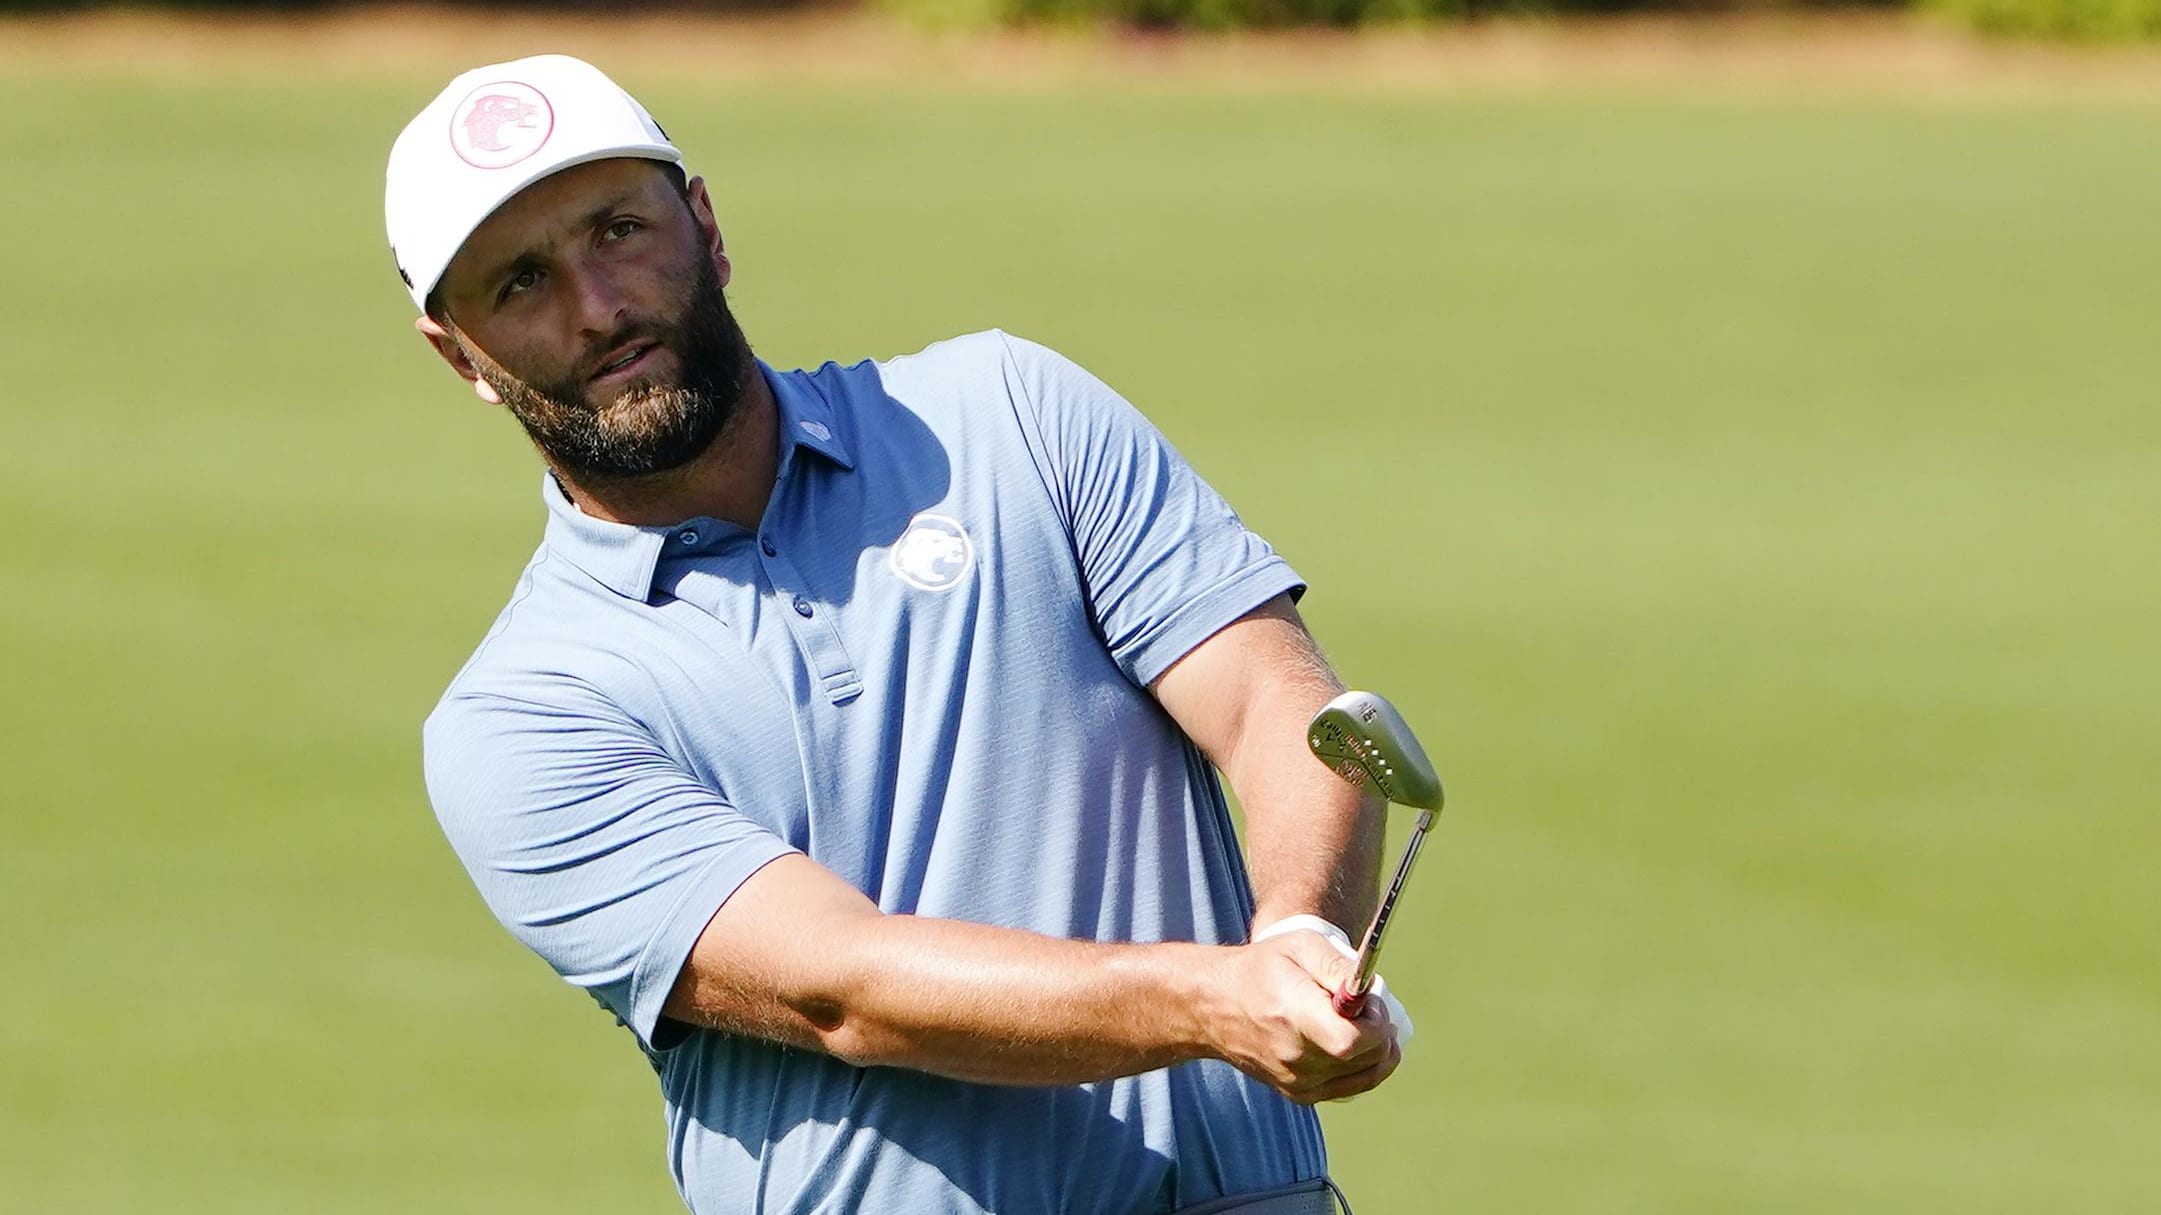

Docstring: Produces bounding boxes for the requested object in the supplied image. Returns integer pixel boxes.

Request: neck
[549,356,780,531]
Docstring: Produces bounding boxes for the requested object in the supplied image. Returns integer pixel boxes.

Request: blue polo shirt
[423,331,1324,1214]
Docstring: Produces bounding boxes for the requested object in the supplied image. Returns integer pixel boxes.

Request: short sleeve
[423,677,796,1049]
[997,332,1305,686]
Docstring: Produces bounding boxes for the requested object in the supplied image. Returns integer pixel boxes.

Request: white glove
[1251,913,1414,1049]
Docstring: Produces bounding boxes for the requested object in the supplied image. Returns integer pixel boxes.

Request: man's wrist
[1109,942,1233,1067]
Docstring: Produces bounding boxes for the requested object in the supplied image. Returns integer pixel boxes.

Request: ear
[685,175,730,289]
[415,315,504,405]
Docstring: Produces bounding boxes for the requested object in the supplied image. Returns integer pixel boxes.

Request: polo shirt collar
[539,361,855,601]
[773,364,855,473]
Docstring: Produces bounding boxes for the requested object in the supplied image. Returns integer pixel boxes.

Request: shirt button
[678,530,699,546]
[792,595,813,618]
[760,538,778,557]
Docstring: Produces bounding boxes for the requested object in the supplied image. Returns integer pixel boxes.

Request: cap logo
[450,81,554,170]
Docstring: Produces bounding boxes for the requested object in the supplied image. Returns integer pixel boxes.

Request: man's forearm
[1227,672,1387,935]
[796,918,1221,1085]
[666,858,1213,1085]
[1155,596,1388,934]
[664,854,1394,1099]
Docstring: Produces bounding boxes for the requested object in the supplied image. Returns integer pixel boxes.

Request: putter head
[1308,690,1445,810]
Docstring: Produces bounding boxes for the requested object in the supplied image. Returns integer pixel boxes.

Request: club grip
[1332,979,1368,1019]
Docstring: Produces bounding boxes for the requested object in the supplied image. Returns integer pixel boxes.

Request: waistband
[1170,1179,1347,1215]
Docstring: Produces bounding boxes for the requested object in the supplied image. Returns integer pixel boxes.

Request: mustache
[580,324,667,384]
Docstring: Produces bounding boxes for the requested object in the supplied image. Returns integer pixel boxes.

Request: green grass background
[2,46,2156,1212]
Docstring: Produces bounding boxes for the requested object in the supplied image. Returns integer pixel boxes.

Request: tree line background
[0,0,2148,74]
[2,0,2156,39]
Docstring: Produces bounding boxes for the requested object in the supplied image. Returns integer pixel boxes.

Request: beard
[460,254,752,481]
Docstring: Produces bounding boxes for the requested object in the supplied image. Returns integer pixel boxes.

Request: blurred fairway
[3,40,2158,1213]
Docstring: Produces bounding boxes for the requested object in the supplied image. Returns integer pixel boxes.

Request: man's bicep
[1151,592,1339,768]
[422,684,795,1048]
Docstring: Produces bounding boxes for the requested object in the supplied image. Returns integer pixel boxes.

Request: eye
[602,217,642,242]
[498,267,542,304]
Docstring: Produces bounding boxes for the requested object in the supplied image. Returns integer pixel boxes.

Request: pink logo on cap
[449,81,554,170]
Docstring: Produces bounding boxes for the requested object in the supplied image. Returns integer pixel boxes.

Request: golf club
[1307,690,1445,1018]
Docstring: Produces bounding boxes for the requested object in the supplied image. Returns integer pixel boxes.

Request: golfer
[393,54,1405,1215]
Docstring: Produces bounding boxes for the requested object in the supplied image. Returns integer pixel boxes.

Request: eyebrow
[476,190,647,298]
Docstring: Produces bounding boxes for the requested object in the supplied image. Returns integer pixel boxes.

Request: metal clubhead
[1308,690,1444,810]
[1308,689,1447,1017]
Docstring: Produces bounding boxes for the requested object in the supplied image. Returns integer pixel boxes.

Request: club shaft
[1347,809,1435,998]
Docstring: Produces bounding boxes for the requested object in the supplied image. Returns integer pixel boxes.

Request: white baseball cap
[385,54,684,313]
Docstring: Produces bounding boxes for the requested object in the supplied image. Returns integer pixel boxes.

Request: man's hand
[1203,931,1402,1104]
[1253,913,1415,1050]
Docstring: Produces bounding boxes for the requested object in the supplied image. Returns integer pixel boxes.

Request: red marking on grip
[1332,981,1368,1019]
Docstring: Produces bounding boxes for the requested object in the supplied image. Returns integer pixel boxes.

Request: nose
[564,259,630,340]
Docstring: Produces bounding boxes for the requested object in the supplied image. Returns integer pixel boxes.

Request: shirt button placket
[759,546,860,705]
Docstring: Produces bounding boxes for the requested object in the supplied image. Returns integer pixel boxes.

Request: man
[392,54,1407,1215]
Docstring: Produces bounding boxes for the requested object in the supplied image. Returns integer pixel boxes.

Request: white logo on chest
[889,512,975,592]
